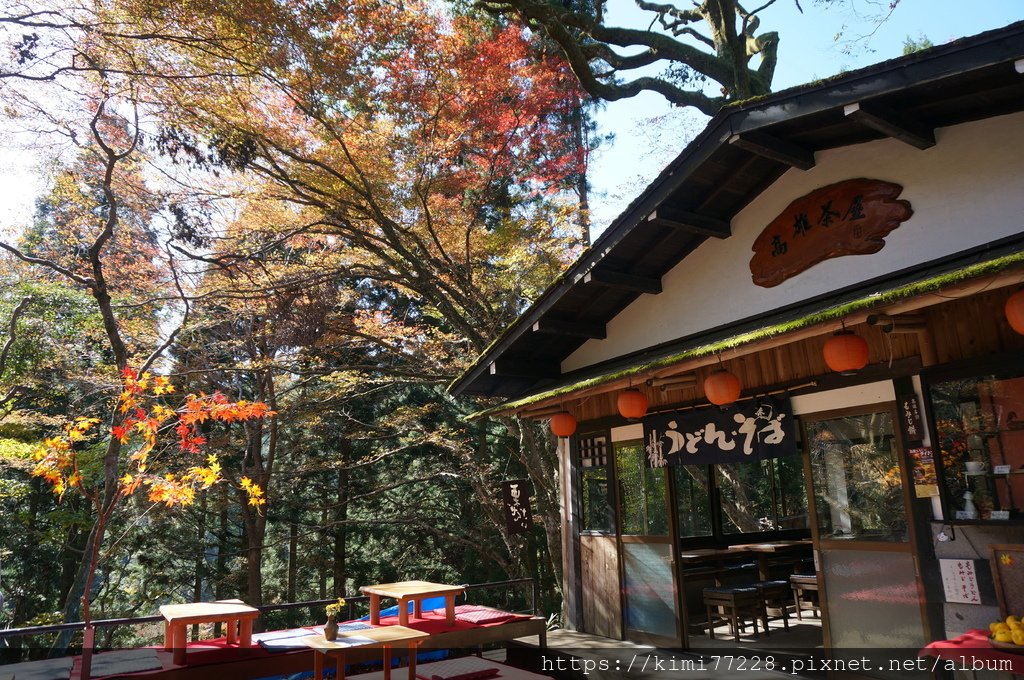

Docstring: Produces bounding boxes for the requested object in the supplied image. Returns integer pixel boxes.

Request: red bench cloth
[415,656,500,680]
[920,628,1024,675]
[430,605,518,625]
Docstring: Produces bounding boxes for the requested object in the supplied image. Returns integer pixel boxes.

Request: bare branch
[139,245,190,374]
[0,241,94,286]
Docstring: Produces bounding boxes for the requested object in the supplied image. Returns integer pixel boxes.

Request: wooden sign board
[750,178,913,288]
[990,544,1024,618]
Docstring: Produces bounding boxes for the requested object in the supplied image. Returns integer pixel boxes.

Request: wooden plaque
[990,544,1024,618]
[750,178,913,287]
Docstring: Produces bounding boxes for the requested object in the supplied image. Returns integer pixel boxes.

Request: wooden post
[80,624,95,680]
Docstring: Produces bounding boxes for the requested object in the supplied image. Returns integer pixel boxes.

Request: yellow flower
[325,597,346,617]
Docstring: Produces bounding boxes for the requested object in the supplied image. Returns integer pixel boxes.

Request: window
[718,457,809,534]
[673,466,713,538]
[615,440,668,536]
[805,410,907,542]
[928,367,1024,520]
[672,456,806,540]
[578,433,614,532]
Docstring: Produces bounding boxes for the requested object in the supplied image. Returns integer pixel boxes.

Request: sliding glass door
[615,440,679,646]
[803,406,929,655]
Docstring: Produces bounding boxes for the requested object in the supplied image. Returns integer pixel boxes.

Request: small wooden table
[303,625,429,680]
[359,581,466,626]
[159,599,259,666]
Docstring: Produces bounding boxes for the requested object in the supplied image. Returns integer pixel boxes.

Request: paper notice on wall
[940,558,982,604]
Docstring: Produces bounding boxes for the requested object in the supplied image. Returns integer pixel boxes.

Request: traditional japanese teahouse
[451,23,1024,656]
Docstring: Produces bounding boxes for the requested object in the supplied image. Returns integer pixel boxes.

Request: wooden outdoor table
[159,598,259,666]
[303,625,429,680]
[359,580,466,626]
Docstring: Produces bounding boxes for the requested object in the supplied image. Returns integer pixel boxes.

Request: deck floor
[507,617,826,680]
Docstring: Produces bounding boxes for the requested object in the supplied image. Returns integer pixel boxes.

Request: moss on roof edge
[466,251,1024,420]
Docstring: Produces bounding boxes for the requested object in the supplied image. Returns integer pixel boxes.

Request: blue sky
[586,0,1024,235]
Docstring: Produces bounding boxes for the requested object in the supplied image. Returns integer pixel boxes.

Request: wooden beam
[583,269,662,294]
[844,101,935,149]
[488,358,559,379]
[532,318,606,339]
[729,131,816,170]
[647,204,731,239]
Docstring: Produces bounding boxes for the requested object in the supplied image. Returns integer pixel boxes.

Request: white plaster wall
[610,423,643,443]
[790,380,895,415]
[563,111,1024,372]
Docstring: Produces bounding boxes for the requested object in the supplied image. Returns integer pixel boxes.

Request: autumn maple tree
[33,367,271,616]
[30,366,271,678]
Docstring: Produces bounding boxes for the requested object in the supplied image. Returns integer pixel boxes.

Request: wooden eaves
[464,244,1024,421]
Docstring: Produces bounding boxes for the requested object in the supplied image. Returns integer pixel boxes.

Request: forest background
[0,0,1020,660]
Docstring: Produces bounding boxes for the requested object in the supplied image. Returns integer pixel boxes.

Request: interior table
[359,580,466,626]
[678,547,756,581]
[159,598,259,666]
[303,625,430,680]
[727,540,813,580]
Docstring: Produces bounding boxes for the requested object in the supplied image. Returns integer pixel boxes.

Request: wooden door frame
[800,400,931,650]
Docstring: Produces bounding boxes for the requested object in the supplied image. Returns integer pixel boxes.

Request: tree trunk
[193,494,207,640]
[215,485,229,600]
[49,521,96,656]
[516,421,563,613]
[570,98,591,246]
[287,520,298,604]
[333,439,350,597]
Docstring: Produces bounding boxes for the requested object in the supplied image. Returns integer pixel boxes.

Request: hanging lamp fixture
[1005,290,1024,335]
[549,411,577,438]
[617,388,649,420]
[823,321,870,375]
[704,355,741,406]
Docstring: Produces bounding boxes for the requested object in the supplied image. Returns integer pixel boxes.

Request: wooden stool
[753,580,790,631]
[703,586,763,642]
[790,574,820,620]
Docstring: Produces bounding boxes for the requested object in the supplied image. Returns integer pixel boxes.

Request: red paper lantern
[1006,290,1024,335]
[617,388,649,420]
[823,330,869,374]
[704,370,741,406]
[549,412,577,438]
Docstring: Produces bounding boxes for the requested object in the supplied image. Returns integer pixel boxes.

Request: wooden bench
[703,586,763,642]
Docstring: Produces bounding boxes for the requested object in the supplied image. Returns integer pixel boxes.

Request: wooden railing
[0,577,539,655]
